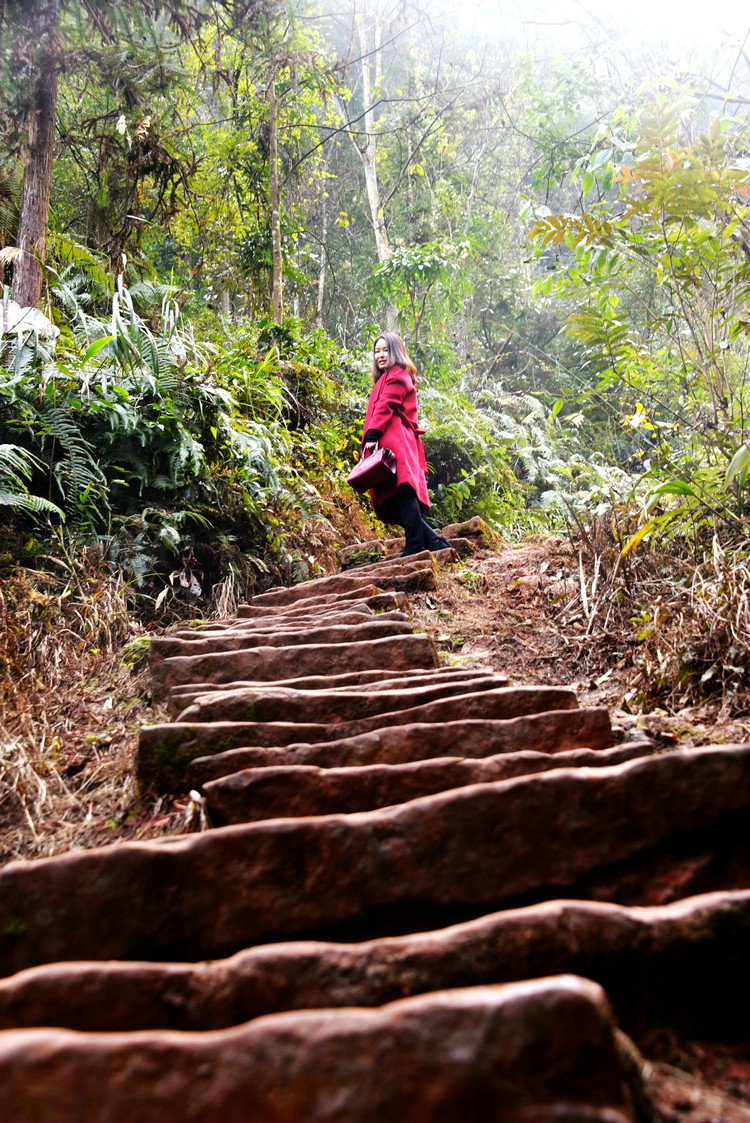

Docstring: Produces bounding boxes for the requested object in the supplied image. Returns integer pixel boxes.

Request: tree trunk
[357,7,391,267]
[268,78,283,324]
[356,5,397,331]
[316,156,329,327]
[11,0,60,310]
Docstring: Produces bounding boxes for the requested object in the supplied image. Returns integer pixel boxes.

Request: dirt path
[409,538,750,748]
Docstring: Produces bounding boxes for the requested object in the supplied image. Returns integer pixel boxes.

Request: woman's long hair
[371,332,419,385]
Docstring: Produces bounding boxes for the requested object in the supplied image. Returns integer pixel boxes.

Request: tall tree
[2,0,60,307]
[0,0,277,307]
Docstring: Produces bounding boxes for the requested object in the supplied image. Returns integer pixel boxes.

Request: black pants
[381,483,447,556]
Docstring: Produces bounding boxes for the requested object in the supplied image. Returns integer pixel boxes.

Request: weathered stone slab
[250,573,386,606]
[151,632,438,698]
[440,515,502,548]
[168,666,499,708]
[443,537,473,557]
[139,686,578,791]
[255,564,438,602]
[340,538,397,565]
[195,603,410,633]
[186,707,613,784]
[235,589,407,618]
[339,537,472,565]
[382,565,437,592]
[168,605,378,638]
[250,563,433,609]
[202,742,656,823]
[149,616,415,664]
[3,747,748,972]
[178,675,513,727]
[336,551,449,578]
[168,668,504,716]
[0,977,641,1123]
[0,891,744,1037]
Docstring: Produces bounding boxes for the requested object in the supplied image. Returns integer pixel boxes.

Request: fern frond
[0,165,22,240]
[0,488,64,517]
[39,406,108,514]
[47,232,112,294]
[0,443,64,518]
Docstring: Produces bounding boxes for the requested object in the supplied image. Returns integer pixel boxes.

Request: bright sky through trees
[450,0,750,51]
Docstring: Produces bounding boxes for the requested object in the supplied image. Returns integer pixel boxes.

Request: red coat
[362,365,430,519]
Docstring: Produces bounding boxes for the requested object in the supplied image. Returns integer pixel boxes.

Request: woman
[361,332,451,556]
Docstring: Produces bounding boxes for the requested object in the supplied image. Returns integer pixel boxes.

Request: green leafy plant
[0,444,64,518]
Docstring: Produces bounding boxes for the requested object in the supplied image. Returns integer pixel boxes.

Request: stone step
[335,548,456,579]
[1,890,743,1037]
[139,686,579,791]
[167,667,502,716]
[151,632,438,698]
[440,515,502,547]
[186,707,614,784]
[249,561,436,608]
[181,604,411,634]
[250,573,391,606]
[2,747,747,973]
[168,604,379,637]
[149,616,416,665]
[202,742,657,824]
[235,588,406,618]
[178,674,514,727]
[0,976,642,1123]
[336,518,495,566]
[340,538,473,567]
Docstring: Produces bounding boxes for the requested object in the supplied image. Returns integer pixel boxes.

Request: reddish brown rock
[139,686,578,791]
[149,616,415,664]
[384,564,437,592]
[442,537,473,556]
[0,891,744,1037]
[336,551,454,579]
[179,674,513,727]
[235,589,407,618]
[150,632,438,698]
[340,537,472,564]
[0,976,642,1123]
[234,583,401,619]
[250,562,434,608]
[168,667,501,715]
[440,515,502,548]
[168,606,379,639]
[188,708,614,783]
[250,573,386,606]
[340,537,401,563]
[202,742,656,823]
[339,540,387,566]
[2,747,748,972]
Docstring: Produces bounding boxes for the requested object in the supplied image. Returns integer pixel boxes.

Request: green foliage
[419,384,523,529]
[527,102,750,556]
[0,443,64,518]
[369,240,472,352]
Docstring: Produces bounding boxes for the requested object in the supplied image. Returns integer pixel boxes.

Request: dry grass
[0,551,181,866]
[0,502,373,866]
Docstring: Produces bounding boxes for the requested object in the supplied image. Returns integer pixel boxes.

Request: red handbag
[347,443,397,493]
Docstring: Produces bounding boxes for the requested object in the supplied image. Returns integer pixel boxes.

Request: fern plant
[0,444,64,519]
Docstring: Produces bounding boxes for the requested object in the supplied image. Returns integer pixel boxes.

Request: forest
[2,0,750,792]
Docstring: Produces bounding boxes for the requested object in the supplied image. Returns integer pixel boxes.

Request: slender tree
[2,0,61,308]
[0,0,278,307]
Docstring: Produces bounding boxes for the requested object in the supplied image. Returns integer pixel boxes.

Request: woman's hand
[362,441,378,459]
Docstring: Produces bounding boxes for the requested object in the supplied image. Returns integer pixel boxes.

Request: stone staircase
[0,526,748,1121]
